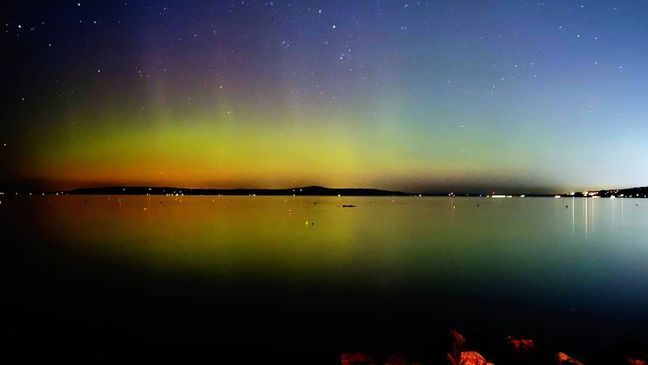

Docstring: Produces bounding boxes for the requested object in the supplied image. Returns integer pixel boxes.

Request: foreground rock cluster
[340,330,647,365]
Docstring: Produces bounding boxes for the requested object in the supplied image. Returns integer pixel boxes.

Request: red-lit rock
[450,329,467,350]
[447,329,468,364]
[340,352,375,365]
[507,336,536,352]
[445,331,491,365]
[458,351,493,365]
[556,352,584,365]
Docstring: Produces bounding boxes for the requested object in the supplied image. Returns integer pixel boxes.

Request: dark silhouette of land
[6,184,645,198]
[62,185,413,196]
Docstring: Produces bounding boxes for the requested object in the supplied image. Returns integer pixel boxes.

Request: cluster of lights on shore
[447,191,648,199]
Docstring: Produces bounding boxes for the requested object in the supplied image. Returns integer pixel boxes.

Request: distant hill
[28,185,648,198]
[63,185,413,197]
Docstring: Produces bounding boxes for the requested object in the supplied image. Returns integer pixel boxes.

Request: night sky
[2,1,647,193]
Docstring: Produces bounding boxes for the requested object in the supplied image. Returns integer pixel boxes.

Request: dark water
[2,196,647,361]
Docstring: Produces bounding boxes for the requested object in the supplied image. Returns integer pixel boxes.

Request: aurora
[2,1,648,192]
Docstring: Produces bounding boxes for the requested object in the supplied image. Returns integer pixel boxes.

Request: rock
[447,329,467,364]
[446,331,492,365]
[556,352,584,365]
[458,351,493,365]
[498,336,543,364]
[450,329,466,350]
[507,336,536,352]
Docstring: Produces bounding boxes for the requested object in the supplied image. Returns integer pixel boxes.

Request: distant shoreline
[1,184,645,198]
[53,186,414,197]
[43,186,553,197]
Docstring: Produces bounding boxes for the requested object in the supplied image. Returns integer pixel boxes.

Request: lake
[2,196,648,362]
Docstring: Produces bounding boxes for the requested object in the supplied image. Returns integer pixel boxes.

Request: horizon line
[1,184,646,198]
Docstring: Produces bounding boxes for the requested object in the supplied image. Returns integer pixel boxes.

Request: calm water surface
[2,196,648,360]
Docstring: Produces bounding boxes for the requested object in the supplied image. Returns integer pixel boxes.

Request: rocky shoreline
[340,330,647,365]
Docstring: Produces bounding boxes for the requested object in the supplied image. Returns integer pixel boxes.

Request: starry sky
[2,0,648,193]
